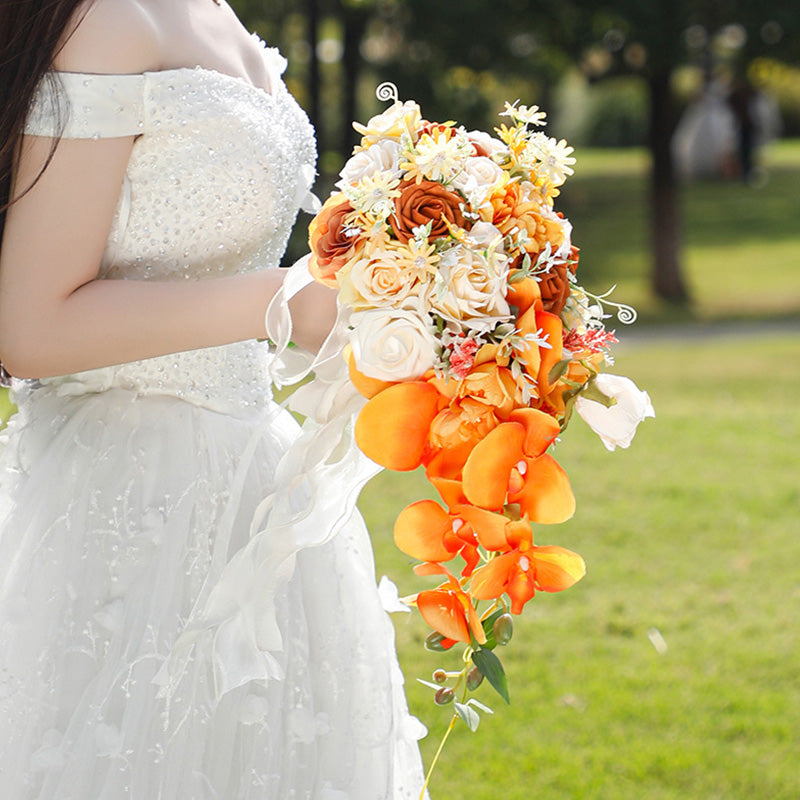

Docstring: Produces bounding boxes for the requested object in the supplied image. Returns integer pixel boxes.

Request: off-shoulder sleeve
[24,72,146,139]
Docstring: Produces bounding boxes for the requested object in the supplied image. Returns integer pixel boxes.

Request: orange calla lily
[394,500,480,576]
[354,382,441,470]
[534,309,563,397]
[470,521,585,614]
[414,562,486,644]
[506,271,541,317]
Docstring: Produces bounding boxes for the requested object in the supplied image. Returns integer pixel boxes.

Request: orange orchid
[394,500,481,576]
[414,562,486,645]
[354,381,443,470]
[470,518,586,614]
[460,407,575,524]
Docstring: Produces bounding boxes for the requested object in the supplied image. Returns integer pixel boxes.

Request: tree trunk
[648,71,689,303]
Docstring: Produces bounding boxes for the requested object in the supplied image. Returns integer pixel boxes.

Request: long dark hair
[0,0,91,382]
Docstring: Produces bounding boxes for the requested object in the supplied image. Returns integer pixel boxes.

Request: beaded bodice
[22,44,317,413]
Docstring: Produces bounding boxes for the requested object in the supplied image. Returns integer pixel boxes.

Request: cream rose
[349,308,437,381]
[575,374,655,451]
[431,244,511,332]
[451,156,504,209]
[335,140,402,190]
[338,251,419,310]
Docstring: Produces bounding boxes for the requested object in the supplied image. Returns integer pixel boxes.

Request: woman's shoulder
[54,0,163,76]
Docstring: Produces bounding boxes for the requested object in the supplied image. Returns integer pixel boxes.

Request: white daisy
[499,100,547,126]
[525,132,576,186]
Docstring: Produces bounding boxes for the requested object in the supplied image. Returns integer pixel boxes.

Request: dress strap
[24,72,146,139]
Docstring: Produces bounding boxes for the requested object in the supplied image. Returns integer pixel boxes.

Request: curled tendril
[376,82,399,104]
[615,303,637,324]
[584,285,638,324]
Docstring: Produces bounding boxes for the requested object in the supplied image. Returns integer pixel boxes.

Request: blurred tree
[231,0,798,299]
[554,0,800,302]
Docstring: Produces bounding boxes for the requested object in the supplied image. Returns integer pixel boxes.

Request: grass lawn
[361,333,800,800]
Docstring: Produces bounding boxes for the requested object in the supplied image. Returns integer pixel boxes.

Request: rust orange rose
[389,180,466,243]
[308,194,360,286]
[538,263,571,315]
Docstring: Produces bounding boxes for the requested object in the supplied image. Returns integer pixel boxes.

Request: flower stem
[418,714,458,800]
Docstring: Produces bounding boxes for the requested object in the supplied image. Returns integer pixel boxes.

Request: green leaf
[472,647,510,704]
[580,379,617,408]
[548,359,572,384]
[454,701,481,732]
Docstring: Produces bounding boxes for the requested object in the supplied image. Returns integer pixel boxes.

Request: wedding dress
[0,43,428,799]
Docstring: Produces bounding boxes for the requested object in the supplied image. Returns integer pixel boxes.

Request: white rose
[575,374,655,451]
[451,156,504,208]
[431,244,511,332]
[335,140,402,190]
[349,308,437,381]
[338,251,418,309]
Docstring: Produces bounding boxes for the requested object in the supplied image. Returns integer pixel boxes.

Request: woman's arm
[0,0,335,379]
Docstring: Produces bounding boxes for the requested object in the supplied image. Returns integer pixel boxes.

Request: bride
[0,0,427,796]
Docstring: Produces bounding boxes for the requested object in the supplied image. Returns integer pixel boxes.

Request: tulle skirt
[0,373,427,799]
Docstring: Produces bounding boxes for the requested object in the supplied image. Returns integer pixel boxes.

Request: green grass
[558,140,800,322]
[362,333,800,800]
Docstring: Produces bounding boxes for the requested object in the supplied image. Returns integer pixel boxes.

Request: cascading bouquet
[305,82,653,790]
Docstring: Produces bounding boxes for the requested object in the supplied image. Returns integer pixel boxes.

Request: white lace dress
[0,46,427,799]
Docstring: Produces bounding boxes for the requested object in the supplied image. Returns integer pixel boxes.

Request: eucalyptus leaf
[472,648,510,704]
[454,702,481,732]
[468,698,494,714]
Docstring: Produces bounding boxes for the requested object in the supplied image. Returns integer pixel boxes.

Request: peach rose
[308,194,361,286]
[389,180,466,243]
[457,362,522,418]
[428,397,501,452]
[483,183,564,258]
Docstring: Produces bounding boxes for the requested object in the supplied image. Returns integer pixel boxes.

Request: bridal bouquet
[305,83,653,786]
